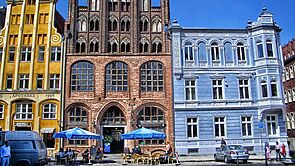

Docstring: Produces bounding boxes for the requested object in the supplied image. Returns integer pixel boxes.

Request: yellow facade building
[0,0,64,152]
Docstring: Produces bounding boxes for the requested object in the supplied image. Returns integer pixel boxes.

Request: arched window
[105,61,128,91]
[101,106,126,125]
[90,19,99,31]
[140,0,149,11]
[261,80,268,98]
[81,20,87,31]
[108,0,118,11]
[76,41,86,53]
[43,103,56,119]
[71,61,94,91]
[121,0,130,11]
[107,41,118,53]
[90,41,99,53]
[121,19,130,32]
[184,41,193,61]
[211,42,219,61]
[237,42,246,61]
[286,114,291,130]
[140,40,149,53]
[121,41,130,53]
[291,113,295,129]
[108,18,117,31]
[138,106,165,145]
[140,19,148,32]
[270,79,278,97]
[152,41,162,53]
[0,104,4,119]
[91,0,99,11]
[152,19,162,32]
[141,61,164,92]
[68,106,87,145]
[266,40,273,57]
[290,66,294,79]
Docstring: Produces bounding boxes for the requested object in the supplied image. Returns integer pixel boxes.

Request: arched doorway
[100,106,126,154]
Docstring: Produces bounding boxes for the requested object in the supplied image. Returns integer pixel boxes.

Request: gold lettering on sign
[45,94,55,98]
[12,94,35,98]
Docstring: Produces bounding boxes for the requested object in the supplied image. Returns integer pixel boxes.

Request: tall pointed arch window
[108,17,118,31]
[152,40,162,53]
[105,62,128,92]
[152,18,162,32]
[140,39,149,53]
[140,18,148,32]
[121,18,130,32]
[121,40,131,53]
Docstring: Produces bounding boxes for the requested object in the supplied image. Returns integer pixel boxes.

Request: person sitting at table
[82,149,90,163]
[57,148,66,164]
[137,145,141,155]
[95,148,103,163]
[66,149,74,161]
[123,147,131,154]
[132,146,139,154]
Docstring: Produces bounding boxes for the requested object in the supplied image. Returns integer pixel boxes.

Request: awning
[40,128,55,134]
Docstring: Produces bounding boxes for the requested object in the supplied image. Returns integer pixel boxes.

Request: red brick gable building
[64,0,173,153]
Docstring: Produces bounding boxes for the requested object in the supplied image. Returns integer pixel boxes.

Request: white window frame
[185,80,196,101]
[0,104,4,119]
[212,79,224,100]
[19,74,29,90]
[21,47,32,62]
[271,80,278,97]
[286,114,291,130]
[214,116,226,138]
[256,42,264,58]
[241,116,253,137]
[50,46,61,62]
[290,66,294,79]
[266,40,274,57]
[286,68,290,80]
[184,45,194,62]
[42,103,57,119]
[266,114,278,136]
[284,91,288,103]
[260,80,268,98]
[187,117,199,139]
[291,113,295,129]
[49,74,60,90]
[15,103,33,120]
[237,43,246,62]
[211,44,220,61]
[239,79,250,100]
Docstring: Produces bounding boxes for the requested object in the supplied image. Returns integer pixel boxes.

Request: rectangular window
[9,35,18,45]
[257,43,264,58]
[261,81,268,98]
[239,79,250,99]
[187,118,198,138]
[237,46,246,61]
[212,79,223,100]
[38,46,45,62]
[185,80,196,101]
[266,115,277,136]
[21,47,32,62]
[49,74,60,90]
[37,34,47,45]
[15,103,33,120]
[27,0,35,5]
[0,47,2,61]
[0,105,3,119]
[50,47,61,62]
[266,42,273,57]
[214,117,226,138]
[6,74,13,90]
[36,74,43,90]
[9,47,15,62]
[271,81,278,97]
[39,13,48,24]
[211,46,220,61]
[25,14,34,24]
[43,104,56,119]
[19,74,29,90]
[184,47,194,61]
[241,116,252,137]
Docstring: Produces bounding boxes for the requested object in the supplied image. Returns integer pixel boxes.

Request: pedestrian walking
[275,141,281,161]
[221,138,226,148]
[1,141,11,166]
[281,143,286,160]
[266,144,271,161]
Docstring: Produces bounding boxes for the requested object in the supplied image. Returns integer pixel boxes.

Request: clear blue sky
[0,0,294,44]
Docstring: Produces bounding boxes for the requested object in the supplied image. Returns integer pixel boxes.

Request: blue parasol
[121,127,166,140]
[53,127,101,140]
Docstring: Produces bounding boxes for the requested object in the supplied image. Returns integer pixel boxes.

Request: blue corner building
[171,7,287,155]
